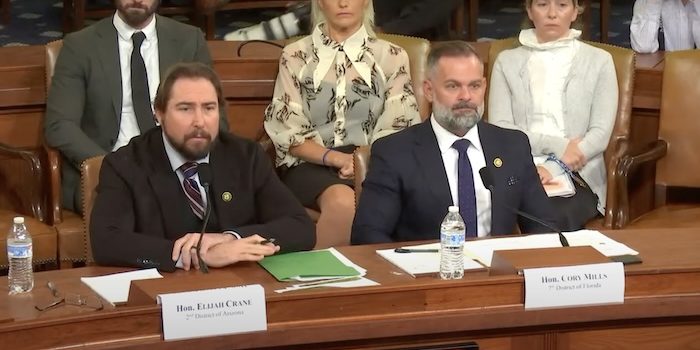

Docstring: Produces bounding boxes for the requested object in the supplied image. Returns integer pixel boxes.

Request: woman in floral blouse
[264,0,421,248]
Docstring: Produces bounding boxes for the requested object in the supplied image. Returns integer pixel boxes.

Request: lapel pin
[222,191,233,202]
[494,157,503,168]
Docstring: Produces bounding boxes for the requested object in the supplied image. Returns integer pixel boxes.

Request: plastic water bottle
[439,206,465,280]
[7,216,34,294]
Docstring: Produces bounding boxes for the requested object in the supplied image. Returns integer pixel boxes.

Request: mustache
[184,129,211,141]
[452,101,478,111]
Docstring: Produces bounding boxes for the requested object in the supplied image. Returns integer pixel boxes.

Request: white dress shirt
[113,13,160,151]
[631,0,700,53]
[430,116,491,237]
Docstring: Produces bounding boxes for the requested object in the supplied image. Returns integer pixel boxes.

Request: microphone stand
[195,181,212,273]
[478,167,569,247]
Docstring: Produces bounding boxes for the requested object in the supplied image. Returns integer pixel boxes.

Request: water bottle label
[7,243,32,259]
[441,232,465,246]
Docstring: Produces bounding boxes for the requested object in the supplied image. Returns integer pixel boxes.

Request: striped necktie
[180,162,204,220]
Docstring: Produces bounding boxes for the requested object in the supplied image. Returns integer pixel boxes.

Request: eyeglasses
[34,281,103,311]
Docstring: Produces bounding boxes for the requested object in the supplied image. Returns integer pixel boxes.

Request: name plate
[159,284,267,341]
[523,262,624,309]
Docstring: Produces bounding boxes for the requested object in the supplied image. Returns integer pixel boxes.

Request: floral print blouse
[264,23,421,168]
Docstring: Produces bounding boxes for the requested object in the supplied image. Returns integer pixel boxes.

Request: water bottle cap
[13,216,24,224]
[448,206,459,213]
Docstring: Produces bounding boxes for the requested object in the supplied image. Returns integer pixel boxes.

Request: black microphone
[195,163,213,273]
[478,167,569,247]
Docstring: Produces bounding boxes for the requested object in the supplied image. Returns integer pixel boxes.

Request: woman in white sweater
[488,0,618,231]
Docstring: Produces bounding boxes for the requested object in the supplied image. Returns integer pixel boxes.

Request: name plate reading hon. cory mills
[158,285,266,341]
[523,262,625,310]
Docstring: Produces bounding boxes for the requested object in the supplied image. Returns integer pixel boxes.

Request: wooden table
[1,228,699,349]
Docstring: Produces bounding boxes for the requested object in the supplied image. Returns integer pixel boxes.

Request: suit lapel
[146,131,193,238]
[156,16,179,78]
[413,122,452,208]
[478,122,506,234]
[208,142,239,231]
[95,19,122,122]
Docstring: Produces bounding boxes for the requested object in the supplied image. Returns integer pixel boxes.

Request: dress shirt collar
[113,11,157,42]
[311,22,372,90]
[430,114,483,155]
[519,28,581,50]
[162,131,210,172]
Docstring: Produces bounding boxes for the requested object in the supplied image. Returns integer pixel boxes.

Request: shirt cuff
[223,230,241,240]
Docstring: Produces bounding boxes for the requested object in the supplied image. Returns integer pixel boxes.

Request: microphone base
[490,246,609,276]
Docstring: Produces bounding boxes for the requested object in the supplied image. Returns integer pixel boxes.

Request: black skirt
[280,145,356,209]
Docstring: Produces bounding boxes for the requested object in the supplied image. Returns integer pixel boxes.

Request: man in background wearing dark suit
[45,0,227,213]
[352,41,557,244]
[90,63,314,272]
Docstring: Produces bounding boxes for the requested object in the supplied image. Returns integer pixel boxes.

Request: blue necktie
[452,139,478,237]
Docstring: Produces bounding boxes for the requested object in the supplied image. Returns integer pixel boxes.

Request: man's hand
[202,235,280,268]
[172,233,234,271]
[561,138,586,172]
[536,166,553,185]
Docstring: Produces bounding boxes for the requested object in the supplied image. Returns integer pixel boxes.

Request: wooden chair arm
[44,146,63,225]
[603,133,630,229]
[615,139,668,228]
[353,145,371,209]
[0,142,46,222]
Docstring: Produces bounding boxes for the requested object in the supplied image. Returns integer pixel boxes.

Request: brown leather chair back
[286,33,431,120]
[376,33,431,120]
[485,38,634,229]
[353,145,371,208]
[656,50,700,188]
[80,155,104,264]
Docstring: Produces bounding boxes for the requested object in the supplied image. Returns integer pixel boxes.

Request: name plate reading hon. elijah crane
[523,262,625,310]
[158,285,266,341]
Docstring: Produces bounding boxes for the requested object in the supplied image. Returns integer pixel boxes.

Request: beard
[167,127,216,161]
[116,0,159,28]
[432,98,480,135]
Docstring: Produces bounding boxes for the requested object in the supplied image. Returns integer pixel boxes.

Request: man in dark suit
[91,63,315,272]
[352,41,557,244]
[44,0,227,213]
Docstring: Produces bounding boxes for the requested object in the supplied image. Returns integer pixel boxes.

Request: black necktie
[452,139,478,237]
[131,31,155,132]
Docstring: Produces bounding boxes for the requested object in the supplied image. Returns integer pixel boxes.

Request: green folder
[259,250,361,281]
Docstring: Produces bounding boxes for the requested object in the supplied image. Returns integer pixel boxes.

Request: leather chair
[616,50,700,228]
[0,145,58,269]
[45,40,86,268]
[80,156,104,264]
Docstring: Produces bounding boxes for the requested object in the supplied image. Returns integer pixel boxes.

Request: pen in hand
[394,248,439,253]
[260,238,276,245]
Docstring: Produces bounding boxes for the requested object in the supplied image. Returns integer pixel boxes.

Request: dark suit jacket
[90,128,315,272]
[44,15,225,212]
[351,120,558,244]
